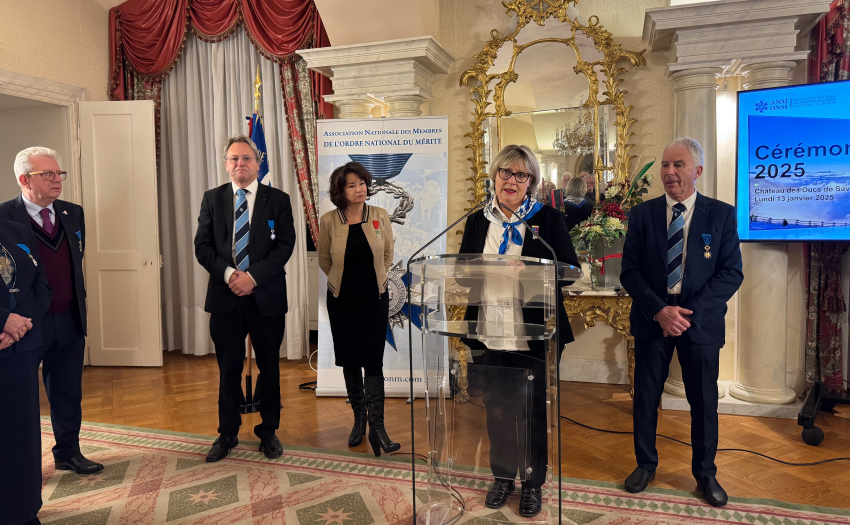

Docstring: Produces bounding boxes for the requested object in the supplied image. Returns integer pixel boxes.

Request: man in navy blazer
[0,146,101,476]
[1,219,52,525]
[620,138,743,507]
[194,135,296,463]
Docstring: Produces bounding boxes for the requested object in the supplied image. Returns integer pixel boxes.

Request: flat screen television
[736,80,850,242]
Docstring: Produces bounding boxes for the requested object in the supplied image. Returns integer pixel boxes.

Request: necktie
[40,208,54,234]
[234,189,250,271]
[667,203,687,289]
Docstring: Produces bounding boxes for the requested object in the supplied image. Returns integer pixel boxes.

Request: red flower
[601,203,626,221]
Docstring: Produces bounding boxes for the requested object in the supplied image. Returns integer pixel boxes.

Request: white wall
[0,106,72,202]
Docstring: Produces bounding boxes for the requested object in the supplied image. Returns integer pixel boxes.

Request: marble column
[728,61,799,405]
[671,67,721,198]
[664,66,726,400]
[329,97,376,119]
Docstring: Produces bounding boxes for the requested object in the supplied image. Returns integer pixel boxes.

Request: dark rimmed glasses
[28,170,67,181]
[497,167,531,183]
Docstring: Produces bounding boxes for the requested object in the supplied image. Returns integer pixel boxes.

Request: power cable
[560,415,850,467]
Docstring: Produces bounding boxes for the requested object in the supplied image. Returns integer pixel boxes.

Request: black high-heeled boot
[342,369,367,447]
[364,376,400,457]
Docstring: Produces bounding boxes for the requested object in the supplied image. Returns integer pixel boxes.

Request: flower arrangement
[570,160,655,282]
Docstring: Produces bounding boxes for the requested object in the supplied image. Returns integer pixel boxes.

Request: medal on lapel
[16,244,37,267]
[702,234,712,259]
[76,231,83,253]
[0,243,19,293]
[268,220,276,240]
[532,225,540,238]
[373,220,381,239]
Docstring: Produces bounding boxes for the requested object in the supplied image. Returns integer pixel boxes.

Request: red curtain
[805,0,849,393]
[108,0,331,245]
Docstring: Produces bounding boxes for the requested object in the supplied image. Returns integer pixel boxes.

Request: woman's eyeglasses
[497,168,531,183]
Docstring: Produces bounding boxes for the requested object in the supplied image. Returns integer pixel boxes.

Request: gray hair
[565,177,588,199]
[14,146,59,188]
[488,144,540,193]
[663,137,704,168]
[222,135,260,161]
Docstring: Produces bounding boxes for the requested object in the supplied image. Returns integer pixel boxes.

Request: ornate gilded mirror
[461,0,647,206]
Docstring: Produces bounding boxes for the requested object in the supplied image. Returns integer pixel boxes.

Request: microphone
[407,199,487,265]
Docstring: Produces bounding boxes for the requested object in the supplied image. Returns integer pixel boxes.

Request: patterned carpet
[38,420,850,525]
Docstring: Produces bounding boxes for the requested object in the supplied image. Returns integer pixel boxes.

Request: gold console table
[563,287,635,399]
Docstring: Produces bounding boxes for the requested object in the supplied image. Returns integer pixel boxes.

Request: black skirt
[327,225,389,368]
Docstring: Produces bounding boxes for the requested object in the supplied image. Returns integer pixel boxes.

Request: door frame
[0,68,88,206]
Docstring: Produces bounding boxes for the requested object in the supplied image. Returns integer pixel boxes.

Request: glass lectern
[408,254,582,525]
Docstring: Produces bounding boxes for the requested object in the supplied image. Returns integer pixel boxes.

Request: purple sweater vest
[30,217,74,314]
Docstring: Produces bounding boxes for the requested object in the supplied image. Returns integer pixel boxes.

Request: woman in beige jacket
[317,162,399,457]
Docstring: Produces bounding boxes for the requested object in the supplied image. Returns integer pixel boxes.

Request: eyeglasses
[226,155,257,164]
[28,170,67,181]
[497,168,531,183]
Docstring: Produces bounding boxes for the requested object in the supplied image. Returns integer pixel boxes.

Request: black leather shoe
[697,476,728,507]
[259,434,283,459]
[624,467,655,493]
[518,487,543,517]
[206,435,238,462]
[484,479,515,509]
[55,455,104,475]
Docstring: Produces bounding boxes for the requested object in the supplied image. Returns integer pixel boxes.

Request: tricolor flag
[247,67,270,186]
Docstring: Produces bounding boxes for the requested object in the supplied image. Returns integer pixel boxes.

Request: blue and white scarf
[483,195,544,254]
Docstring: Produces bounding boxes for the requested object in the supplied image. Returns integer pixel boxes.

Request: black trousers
[471,349,548,488]
[0,347,42,525]
[210,295,285,439]
[40,311,86,463]
[633,336,721,480]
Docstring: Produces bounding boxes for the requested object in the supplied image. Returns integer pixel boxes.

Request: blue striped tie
[667,203,687,289]
[234,188,250,271]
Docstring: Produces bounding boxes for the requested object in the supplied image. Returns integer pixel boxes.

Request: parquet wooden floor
[38,350,850,509]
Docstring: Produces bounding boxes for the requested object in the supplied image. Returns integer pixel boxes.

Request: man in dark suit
[0,147,101,476]
[620,137,743,507]
[1,219,52,525]
[194,135,296,462]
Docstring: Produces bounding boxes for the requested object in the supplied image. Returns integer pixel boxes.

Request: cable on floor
[560,415,850,467]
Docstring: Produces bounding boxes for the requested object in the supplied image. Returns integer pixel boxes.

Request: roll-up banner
[316,117,449,397]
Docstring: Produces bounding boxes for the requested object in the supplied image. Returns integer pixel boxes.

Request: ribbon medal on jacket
[373,219,381,239]
[16,244,37,267]
[76,231,83,253]
[702,234,712,259]
[268,220,276,240]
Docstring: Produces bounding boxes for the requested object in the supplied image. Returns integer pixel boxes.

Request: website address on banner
[385,376,423,383]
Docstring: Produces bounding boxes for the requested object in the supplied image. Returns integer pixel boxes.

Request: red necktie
[40,208,54,234]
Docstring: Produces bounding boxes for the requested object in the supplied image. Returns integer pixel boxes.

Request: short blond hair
[488,144,540,192]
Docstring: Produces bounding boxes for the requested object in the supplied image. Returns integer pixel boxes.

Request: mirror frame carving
[460,0,647,207]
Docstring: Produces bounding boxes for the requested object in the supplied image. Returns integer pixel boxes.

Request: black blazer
[620,194,744,345]
[563,199,593,231]
[0,195,87,335]
[194,182,296,317]
[457,205,580,353]
[0,220,52,356]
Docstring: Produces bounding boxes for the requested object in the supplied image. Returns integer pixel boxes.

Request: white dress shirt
[479,199,528,351]
[21,194,56,227]
[224,179,259,285]
[665,190,698,295]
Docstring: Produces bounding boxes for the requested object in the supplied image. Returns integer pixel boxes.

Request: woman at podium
[317,162,401,457]
[458,145,579,518]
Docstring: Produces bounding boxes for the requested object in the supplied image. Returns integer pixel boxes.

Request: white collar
[231,178,259,196]
[665,190,698,212]
[21,193,55,219]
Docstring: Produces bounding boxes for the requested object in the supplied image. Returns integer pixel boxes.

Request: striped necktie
[234,188,250,271]
[667,202,687,289]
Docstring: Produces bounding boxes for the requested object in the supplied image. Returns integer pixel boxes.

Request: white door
[79,101,162,366]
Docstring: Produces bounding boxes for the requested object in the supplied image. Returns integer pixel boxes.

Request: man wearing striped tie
[620,138,743,507]
[194,135,296,462]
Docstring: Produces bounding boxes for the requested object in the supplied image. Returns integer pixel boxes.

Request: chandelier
[553,109,594,156]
